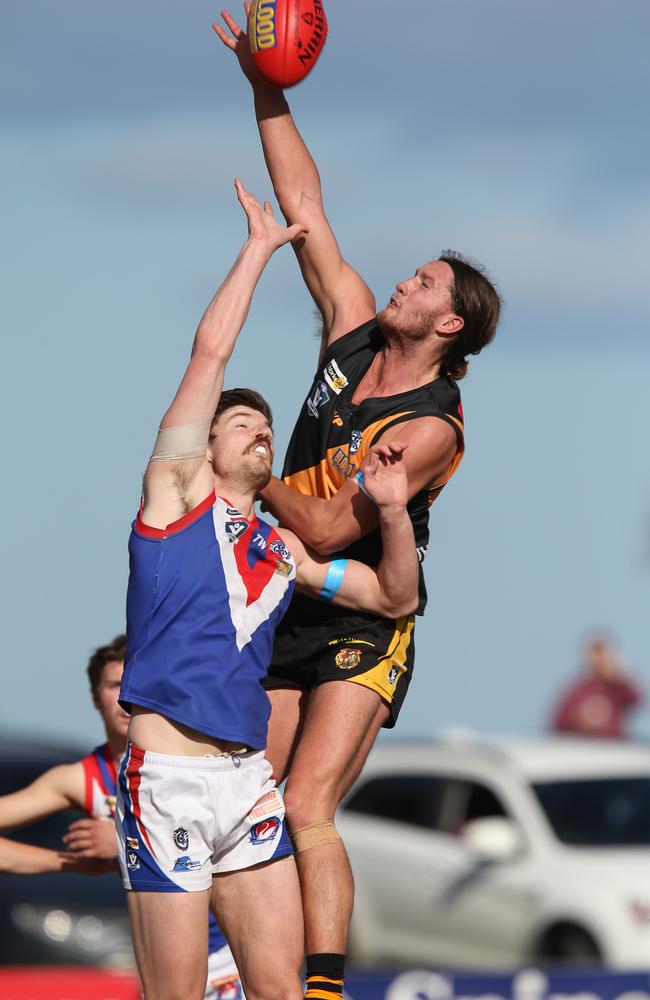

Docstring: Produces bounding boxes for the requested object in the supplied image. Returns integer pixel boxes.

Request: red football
[249,0,328,88]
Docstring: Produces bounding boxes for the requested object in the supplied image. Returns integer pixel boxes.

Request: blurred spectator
[550,635,643,738]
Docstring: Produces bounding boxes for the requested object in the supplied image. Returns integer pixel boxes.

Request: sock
[304,953,345,999]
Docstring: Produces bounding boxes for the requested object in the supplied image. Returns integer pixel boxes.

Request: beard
[377,304,434,343]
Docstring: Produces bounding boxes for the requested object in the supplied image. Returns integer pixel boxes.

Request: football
[249,0,328,88]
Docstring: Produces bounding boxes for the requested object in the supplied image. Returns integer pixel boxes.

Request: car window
[437,779,508,834]
[533,776,650,846]
[344,775,445,831]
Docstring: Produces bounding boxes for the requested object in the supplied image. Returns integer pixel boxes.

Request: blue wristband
[353,469,376,503]
[319,559,347,603]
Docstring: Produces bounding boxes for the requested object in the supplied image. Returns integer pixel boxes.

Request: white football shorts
[115,742,292,892]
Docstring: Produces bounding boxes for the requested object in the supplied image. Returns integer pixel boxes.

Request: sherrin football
[249,0,328,88]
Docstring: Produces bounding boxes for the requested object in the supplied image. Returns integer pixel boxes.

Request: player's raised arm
[284,442,419,618]
[213,8,375,354]
[142,179,307,528]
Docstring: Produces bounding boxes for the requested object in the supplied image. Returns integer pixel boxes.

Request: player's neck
[356,341,442,400]
[106,732,127,767]
[212,478,257,520]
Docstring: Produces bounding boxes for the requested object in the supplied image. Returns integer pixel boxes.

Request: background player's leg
[281,680,389,956]
[127,889,210,1000]
[265,683,308,781]
[210,856,304,1000]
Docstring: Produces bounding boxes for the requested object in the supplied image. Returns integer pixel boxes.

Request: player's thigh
[210,857,303,999]
[128,888,210,1000]
[284,680,389,819]
[265,683,308,782]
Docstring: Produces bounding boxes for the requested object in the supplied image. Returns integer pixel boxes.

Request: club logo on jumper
[173,827,190,851]
[322,359,348,394]
[105,794,117,815]
[226,519,249,543]
[349,429,362,456]
[335,647,362,669]
[127,851,140,871]
[307,380,330,418]
[249,0,277,53]
[274,559,292,578]
[269,539,290,560]
[172,855,202,872]
[247,788,283,822]
[126,836,139,851]
[250,816,281,845]
[331,411,344,427]
[388,665,400,686]
[330,447,356,478]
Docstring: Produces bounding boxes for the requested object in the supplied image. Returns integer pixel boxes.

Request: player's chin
[376,305,398,332]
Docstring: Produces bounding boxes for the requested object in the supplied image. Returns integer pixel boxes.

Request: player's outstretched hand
[63,817,117,860]
[213,4,269,87]
[235,177,308,251]
[360,441,409,510]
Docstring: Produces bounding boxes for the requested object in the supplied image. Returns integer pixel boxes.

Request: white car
[338,735,650,970]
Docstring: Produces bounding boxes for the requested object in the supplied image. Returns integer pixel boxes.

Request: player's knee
[282,771,343,826]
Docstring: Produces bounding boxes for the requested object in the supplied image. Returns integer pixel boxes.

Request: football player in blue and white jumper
[115,179,419,1000]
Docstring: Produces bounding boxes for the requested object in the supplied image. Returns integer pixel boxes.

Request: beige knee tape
[291,821,341,854]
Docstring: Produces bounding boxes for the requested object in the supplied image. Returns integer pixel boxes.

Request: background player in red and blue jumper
[0,634,245,1000]
[116,178,419,1000]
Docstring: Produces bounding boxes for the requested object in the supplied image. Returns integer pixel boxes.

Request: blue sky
[2,0,649,747]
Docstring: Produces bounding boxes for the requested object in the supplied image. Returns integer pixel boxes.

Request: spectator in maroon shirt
[551,635,643,739]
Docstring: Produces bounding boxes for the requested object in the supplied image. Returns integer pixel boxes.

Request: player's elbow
[274,184,324,222]
[382,593,418,619]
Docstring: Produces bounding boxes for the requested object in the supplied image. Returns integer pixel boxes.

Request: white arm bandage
[149,420,212,462]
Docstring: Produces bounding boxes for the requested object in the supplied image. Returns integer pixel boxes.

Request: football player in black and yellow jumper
[215,10,502,998]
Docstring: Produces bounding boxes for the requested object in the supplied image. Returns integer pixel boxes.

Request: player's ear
[438,314,464,339]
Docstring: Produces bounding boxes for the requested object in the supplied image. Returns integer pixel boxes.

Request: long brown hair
[439,251,502,380]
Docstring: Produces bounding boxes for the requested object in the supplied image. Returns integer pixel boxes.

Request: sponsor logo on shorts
[172,855,202,872]
[417,544,428,564]
[388,665,400,686]
[126,837,139,850]
[250,816,281,845]
[226,519,249,543]
[349,429,363,455]
[269,539,290,560]
[307,380,330,418]
[173,827,190,851]
[274,559,292,578]
[247,789,283,822]
[335,647,362,669]
[322,359,348,394]
[211,980,242,1000]
[127,851,140,871]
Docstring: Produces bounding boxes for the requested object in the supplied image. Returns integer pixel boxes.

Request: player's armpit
[0,763,84,832]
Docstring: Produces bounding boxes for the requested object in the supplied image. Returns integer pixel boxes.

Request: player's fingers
[286,222,309,241]
[220,9,244,38]
[211,23,237,49]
